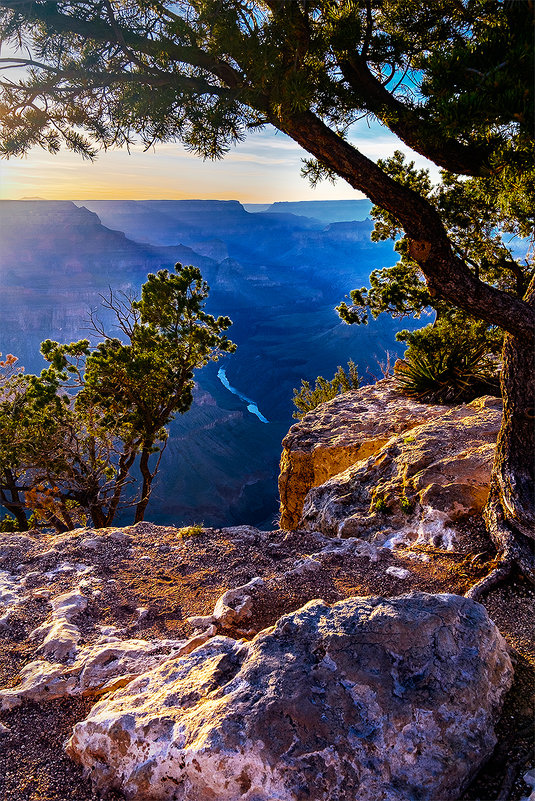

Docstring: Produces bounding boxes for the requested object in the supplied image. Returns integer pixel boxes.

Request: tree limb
[277,109,535,340]
[339,55,490,176]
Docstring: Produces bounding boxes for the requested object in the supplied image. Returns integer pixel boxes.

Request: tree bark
[278,111,535,340]
[482,278,535,583]
[0,469,29,530]
[134,446,154,523]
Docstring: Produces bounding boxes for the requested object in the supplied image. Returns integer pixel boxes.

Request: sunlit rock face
[298,395,501,547]
[66,592,512,801]
[278,379,452,530]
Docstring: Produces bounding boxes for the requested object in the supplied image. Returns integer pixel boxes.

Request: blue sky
[0,118,439,201]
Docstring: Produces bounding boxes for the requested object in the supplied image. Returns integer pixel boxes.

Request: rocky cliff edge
[0,379,533,801]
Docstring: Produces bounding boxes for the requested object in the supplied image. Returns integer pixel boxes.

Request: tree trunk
[466,285,535,599]
[487,291,534,564]
[89,504,107,529]
[134,446,153,523]
[105,448,137,527]
[0,469,29,530]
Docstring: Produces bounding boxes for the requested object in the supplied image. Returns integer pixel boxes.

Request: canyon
[0,198,409,528]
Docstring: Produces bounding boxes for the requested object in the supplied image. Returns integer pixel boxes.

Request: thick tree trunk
[466,327,534,597]
[469,282,535,595]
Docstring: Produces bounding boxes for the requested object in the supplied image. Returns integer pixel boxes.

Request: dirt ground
[0,520,533,801]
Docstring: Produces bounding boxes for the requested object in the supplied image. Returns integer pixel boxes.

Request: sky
[0,118,439,202]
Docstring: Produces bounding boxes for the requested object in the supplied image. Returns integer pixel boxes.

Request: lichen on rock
[299,395,501,547]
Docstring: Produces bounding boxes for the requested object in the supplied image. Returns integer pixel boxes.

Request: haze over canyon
[0,198,412,528]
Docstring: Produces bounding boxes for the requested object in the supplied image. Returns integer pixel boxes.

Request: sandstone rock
[279,379,451,530]
[212,577,265,628]
[386,565,412,580]
[0,568,26,628]
[0,533,37,566]
[521,769,535,801]
[67,592,512,801]
[300,396,501,545]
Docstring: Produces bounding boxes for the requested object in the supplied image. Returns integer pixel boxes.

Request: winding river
[217,367,269,424]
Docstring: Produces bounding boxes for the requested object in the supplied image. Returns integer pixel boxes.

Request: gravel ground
[0,520,533,801]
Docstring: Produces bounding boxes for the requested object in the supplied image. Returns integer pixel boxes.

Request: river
[217,367,269,423]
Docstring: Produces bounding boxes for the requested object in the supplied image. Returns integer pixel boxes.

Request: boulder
[300,396,501,546]
[279,379,451,530]
[67,592,512,801]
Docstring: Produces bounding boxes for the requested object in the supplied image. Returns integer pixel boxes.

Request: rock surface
[0,522,533,801]
[67,592,512,801]
[279,379,453,529]
[299,395,501,545]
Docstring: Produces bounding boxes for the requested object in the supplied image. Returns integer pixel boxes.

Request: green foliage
[399,495,413,515]
[395,311,501,404]
[338,151,533,329]
[0,264,235,531]
[373,497,390,514]
[395,343,499,406]
[178,523,204,538]
[292,360,360,419]
[0,514,19,532]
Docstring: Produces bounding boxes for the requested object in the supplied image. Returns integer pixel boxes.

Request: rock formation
[66,593,512,801]
[279,380,501,550]
[279,379,453,530]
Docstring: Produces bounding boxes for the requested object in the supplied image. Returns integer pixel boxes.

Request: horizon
[0,121,439,202]
[1,196,367,203]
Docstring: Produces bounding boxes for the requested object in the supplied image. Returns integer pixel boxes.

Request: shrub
[292,360,360,419]
[395,315,500,404]
[179,523,204,538]
[400,495,413,514]
[373,497,390,514]
[0,514,20,532]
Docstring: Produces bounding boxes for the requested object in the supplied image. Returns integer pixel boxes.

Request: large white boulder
[67,592,512,801]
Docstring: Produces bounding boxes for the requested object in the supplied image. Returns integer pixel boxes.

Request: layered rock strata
[67,592,513,801]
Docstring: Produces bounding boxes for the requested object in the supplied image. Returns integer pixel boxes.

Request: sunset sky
[0,119,438,202]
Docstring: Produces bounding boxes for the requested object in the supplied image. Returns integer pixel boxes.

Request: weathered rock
[279,379,452,530]
[67,592,512,801]
[521,769,535,801]
[300,396,501,545]
[0,533,37,566]
[0,568,25,628]
[0,634,188,710]
[212,576,265,628]
[30,585,89,660]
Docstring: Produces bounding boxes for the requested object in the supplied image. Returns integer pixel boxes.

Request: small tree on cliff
[0,0,533,593]
[0,264,236,529]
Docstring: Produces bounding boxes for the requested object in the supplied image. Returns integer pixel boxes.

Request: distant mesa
[263,199,373,224]
[19,196,46,200]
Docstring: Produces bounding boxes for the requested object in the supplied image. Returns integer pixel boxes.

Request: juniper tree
[0,264,235,529]
[0,0,532,593]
